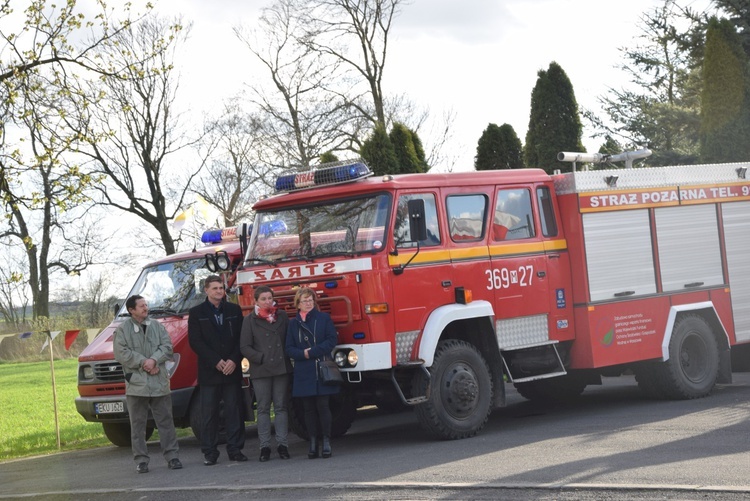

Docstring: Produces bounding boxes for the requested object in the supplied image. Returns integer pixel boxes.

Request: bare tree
[66,16,201,255]
[235,2,355,169]
[192,106,276,227]
[300,0,403,128]
[0,244,29,327]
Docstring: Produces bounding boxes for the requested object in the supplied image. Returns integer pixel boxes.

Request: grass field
[0,358,111,460]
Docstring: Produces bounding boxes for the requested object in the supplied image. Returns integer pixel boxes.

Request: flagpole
[47,333,61,449]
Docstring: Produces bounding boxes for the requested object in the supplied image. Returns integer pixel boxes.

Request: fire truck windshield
[116,258,211,317]
[247,193,391,262]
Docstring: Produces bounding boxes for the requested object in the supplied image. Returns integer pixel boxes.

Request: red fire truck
[236,155,750,440]
[75,226,253,446]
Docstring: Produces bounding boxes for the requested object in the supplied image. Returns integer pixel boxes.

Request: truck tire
[513,373,587,402]
[102,422,154,447]
[656,315,719,399]
[289,389,358,440]
[412,339,493,440]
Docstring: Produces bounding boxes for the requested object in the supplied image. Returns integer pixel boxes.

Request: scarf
[255,304,277,323]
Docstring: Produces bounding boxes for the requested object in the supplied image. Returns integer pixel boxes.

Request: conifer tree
[524,62,585,173]
[475,123,524,170]
[700,16,750,162]
[360,125,399,175]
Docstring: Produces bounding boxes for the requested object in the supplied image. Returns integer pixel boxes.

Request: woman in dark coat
[240,285,291,462]
[285,287,339,459]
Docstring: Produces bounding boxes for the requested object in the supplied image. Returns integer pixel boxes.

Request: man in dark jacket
[188,275,247,465]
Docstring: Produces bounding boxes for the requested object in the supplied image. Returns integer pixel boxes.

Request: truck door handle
[441,280,452,287]
[537,271,546,278]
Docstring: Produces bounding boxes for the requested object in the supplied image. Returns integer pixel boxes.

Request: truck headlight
[166,353,181,379]
[82,365,94,380]
[334,349,358,368]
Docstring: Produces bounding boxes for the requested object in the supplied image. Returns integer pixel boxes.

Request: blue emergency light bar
[275,161,372,193]
[201,226,241,244]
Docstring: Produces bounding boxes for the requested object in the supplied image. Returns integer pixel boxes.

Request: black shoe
[136,462,149,474]
[203,455,218,466]
[307,438,319,459]
[277,445,290,460]
[229,452,248,462]
[259,447,271,462]
[321,436,332,459]
[167,458,183,470]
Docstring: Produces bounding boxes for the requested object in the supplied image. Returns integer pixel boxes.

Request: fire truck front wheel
[412,339,493,440]
[657,315,720,399]
[102,422,154,447]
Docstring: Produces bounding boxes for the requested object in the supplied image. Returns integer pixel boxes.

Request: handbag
[299,320,343,386]
[317,359,344,386]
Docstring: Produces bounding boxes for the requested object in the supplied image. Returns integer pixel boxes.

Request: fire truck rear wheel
[657,315,719,399]
[412,339,493,440]
[102,422,154,447]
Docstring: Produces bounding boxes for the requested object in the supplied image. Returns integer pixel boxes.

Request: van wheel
[412,339,493,440]
[102,422,154,447]
[656,315,719,399]
[289,389,358,440]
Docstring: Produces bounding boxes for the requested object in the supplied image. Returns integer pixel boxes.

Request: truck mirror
[113,303,120,319]
[407,199,428,242]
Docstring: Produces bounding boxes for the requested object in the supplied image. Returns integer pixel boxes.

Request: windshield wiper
[312,250,357,259]
[148,307,180,316]
[243,257,277,267]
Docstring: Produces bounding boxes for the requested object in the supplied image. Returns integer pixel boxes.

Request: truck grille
[93,361,125,382]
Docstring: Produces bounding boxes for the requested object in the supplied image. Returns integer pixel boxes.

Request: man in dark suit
[188,275,247,465]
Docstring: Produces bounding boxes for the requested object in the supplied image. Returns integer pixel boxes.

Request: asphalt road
[2,373,749,501]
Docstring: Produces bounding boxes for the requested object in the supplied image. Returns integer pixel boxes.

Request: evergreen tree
[389,123,424,173]
[700,16,750,162]
[475,123,523,170]
[590,1,703,166]
[319,151,339,164]
[360,125,399,176]
[524,62,585,173]
[409,128,429,172]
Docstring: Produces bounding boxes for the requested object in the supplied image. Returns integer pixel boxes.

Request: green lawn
[0,358,111,460]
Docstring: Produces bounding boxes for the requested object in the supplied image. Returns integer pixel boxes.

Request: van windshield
[117,258,211,317]
[246,193,391,262]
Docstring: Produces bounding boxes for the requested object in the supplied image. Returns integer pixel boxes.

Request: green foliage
[590,1,703,165]
[360,125,399,176]
[319,151,339,164]
[389,122,427,174]
[713,0,750,57]
[524,62,584,173]
[700,16,750,162]
[475,123,524,170]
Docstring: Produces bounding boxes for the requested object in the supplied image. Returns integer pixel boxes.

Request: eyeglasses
[299,298,315,304]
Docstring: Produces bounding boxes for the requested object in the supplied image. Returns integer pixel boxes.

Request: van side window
[394,193,440,247]
[536,186,558,237]
[492,189,535,241]
[446,194,487,242]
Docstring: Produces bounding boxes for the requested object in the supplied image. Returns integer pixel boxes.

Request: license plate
[95,402,124,414]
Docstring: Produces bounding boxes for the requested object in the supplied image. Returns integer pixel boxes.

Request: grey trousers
[252,374,290,448]
[126,394,179,464]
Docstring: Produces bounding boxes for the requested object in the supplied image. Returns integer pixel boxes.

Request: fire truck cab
[238,158,750,440]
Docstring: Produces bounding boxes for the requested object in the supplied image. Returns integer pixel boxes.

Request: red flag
[64,330,80,350]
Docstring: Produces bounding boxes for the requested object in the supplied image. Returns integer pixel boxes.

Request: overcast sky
[150,0,715,171]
